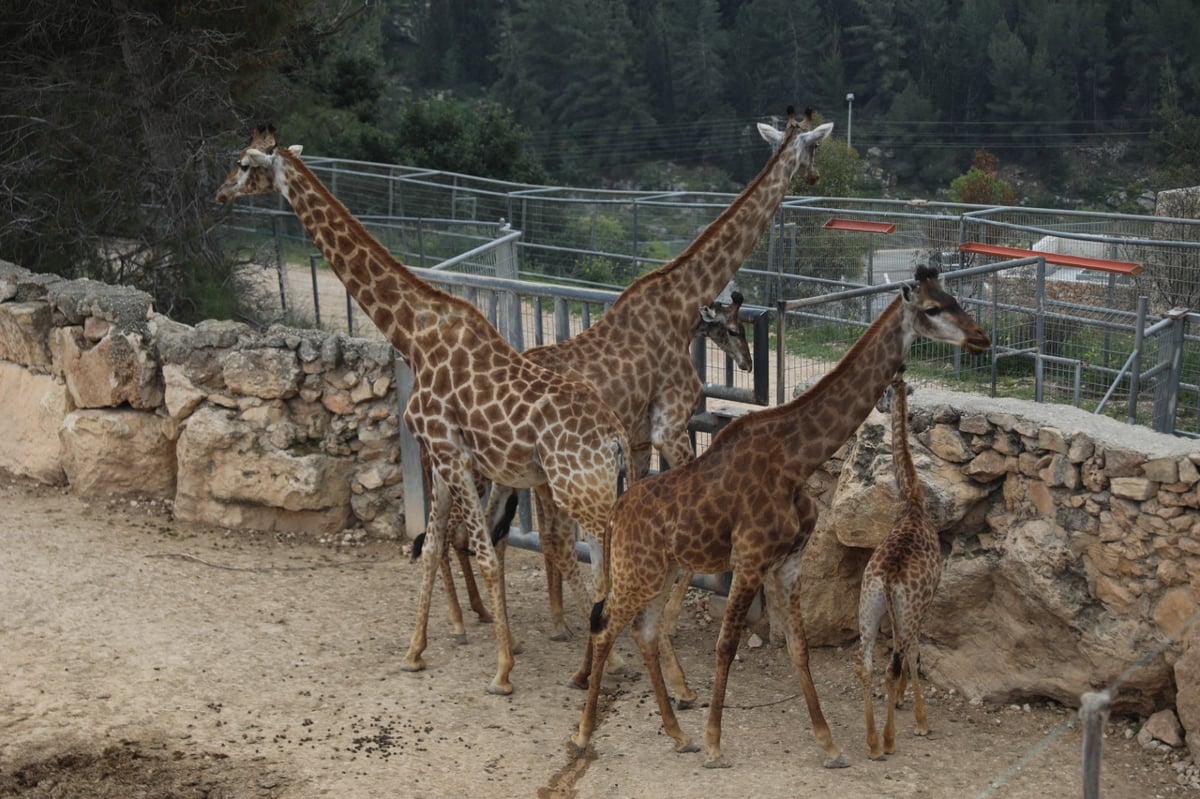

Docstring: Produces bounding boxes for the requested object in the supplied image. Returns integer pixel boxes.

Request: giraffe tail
[410,532,426,561]
[490,491,519,546]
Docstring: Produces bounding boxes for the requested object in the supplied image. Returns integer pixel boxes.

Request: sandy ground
[0,471,1194,799]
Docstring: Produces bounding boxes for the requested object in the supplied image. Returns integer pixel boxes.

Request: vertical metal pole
[1155,307,1189,435]
[1035,258,1046,403]
[272,215,289,318]
[776,300,787,405]
[309,253,322,328]
[1128,297,1148,425]
[752,311,770,405]
[1080,690,1111,799]
[990,271,1000,398]
[395,355,428,540]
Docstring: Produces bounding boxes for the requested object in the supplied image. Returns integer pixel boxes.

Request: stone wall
[794,388,1199,760]
[0,260,406,538]
[2,260,1199,758]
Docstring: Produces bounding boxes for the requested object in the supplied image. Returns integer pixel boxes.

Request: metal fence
[224,158,1199,439]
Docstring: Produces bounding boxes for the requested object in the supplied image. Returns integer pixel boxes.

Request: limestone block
[1144,708,1185,748]
[221,348,301,400]
[927,423,973,462]
[0,302,53,370]
[52,326,163,409]
[964,449,1007,482]
[1143,457,1180,484]
[1110,477,1158,501]
[797,523,871,645]
[174,405,353,535]
[59,409,176,498]
[1175,630,1200,762]
[162,364,206,420]
[0,361,71,484]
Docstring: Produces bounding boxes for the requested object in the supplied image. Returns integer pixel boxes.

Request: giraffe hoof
[511,639,525,655]
[675,739,700,754]
[914,726,931,737]
[702,755,731,769]
[567,677,588,691]
[400,658,426,673]
[674,696,696,711]
[486,679,514,696]
[451,632,468,645]
[549,628,573,642]
[868,751,886,762]
[567,736,589,758]
[823,753,851,769]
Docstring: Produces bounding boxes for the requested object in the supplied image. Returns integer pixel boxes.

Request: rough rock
[59,409,177,498]
[1177,629,1200,763]
[51,326,163,409]
[0,302,53,369]
[1143,708,1186,748]
[0,362,71,484]
[174,405,353,534]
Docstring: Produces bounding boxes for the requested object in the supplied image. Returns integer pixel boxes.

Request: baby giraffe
[856,365,941,760]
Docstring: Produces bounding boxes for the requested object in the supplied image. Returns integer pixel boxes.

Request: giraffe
[431,292,753,640]
[856,365,942,760]
[568,266,990,769]
[215,125,628,696]
[418,107,831,666]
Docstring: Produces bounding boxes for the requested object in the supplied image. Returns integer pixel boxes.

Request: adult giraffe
[216,125,626,696]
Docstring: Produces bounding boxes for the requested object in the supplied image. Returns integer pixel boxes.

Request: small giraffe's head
[876,365,912,413]
[902,266,992,353]
[214,125,303,204]
[756,106,834,185]
[696,291,753,372]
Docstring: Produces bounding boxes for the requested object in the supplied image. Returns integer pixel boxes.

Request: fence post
[1035,257,1047,403]
[496,229,524,350]
[1153,307,1190,434]
[394,356,428,540]
[1128,297,1148,425]
[309,253,323,328]
[1080,690,1111,799]
[272,215,288,318]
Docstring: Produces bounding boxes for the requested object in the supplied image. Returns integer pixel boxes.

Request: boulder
[51,326,163,409]
[174,405,353,535]
[59,409,177,498]
[0,302,53,369]
[1177,630,1200,763]
[0,362,71,484]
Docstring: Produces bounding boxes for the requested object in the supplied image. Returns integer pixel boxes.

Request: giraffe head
[214,125,303,204]
[756,106,834,185]
[902,266,992,353]
[695,291,753,371]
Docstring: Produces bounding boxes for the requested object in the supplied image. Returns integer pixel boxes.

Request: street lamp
[846,92,855,150]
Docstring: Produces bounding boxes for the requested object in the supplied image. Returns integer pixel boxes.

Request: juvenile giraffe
[569,266,990,769]
[215,126,627,696]
[856,365,941,760]
[429,108,832,664]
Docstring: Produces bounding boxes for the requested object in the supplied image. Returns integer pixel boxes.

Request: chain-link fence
[221,158,1199,438]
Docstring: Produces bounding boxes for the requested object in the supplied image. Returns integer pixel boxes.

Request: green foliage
[949,151,1017,205]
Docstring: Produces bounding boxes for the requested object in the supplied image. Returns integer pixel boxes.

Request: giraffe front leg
[659,568,698,709]
[440,548,468,644]
[402,486,451,673]
[702,572,766,769]
[631,603,699,755]
[532,493,571,641]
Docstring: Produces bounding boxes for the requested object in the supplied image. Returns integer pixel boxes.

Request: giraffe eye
[924,307,942,317]
[238,162,249,172]
[727,327,742,338]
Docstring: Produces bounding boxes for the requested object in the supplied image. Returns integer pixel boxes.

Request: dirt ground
[1,472,1196,799]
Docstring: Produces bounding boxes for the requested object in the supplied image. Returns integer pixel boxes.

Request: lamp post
[846,92,855,150]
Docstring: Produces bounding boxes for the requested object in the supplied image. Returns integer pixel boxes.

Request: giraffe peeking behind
[567,266,990,770]
[855,365,942,761]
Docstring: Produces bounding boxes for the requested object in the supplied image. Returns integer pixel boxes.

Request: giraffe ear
[803,122,835,144]
[699,304,719,323]
[757,122,784,146]
[901,282,914,303]
[288,145,303,156]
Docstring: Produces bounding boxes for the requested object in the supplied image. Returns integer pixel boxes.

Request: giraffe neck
[891,380,923,505]
[769,295,913,472]
[631,127,802,326]
[273,149,473,365]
